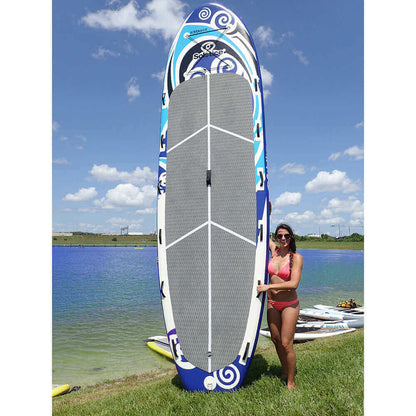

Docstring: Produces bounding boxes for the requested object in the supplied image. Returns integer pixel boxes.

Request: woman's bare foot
[287,381,295,390]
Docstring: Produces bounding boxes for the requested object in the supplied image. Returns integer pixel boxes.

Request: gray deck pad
[165,73,256,372]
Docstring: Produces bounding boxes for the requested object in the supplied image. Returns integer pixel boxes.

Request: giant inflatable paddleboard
[157,3,269,392]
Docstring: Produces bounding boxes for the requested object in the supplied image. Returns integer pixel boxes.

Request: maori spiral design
[213,365,241,390]
[198,7,211,20]
[213,10,235,30]
[217,57,237,73]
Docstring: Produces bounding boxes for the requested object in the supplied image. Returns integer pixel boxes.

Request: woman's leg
[267,305,288,378]
[280,303,300,390]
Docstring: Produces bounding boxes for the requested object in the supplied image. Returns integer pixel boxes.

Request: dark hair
[275,223,297,253]
[275,223,296,270]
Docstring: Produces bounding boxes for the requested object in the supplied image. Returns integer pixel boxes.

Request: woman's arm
[269,237,277,254]
[257,253,303,292]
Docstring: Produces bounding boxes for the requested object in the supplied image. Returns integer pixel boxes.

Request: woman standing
[257,223,303,390]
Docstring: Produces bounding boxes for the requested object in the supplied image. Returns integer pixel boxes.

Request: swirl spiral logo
[213,365,240,390]
[198,7,211,20]
[213,11,234,29]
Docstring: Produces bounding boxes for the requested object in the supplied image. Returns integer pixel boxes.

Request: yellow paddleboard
[146,337,173,360]
[52,384,70,397]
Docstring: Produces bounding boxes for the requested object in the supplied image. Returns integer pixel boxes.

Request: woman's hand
[257,284,269,293]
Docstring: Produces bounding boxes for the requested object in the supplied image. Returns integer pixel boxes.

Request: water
[52,246,363,386]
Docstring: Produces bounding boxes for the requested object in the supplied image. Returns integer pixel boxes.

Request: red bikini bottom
[268,298,299,312]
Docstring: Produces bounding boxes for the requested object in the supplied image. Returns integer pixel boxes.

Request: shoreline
[52,329,364,415]
[52,242,364,250]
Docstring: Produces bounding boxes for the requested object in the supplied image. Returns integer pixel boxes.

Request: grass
[52,234,157,246]
[52,329,363,416]
[295,240,363,250]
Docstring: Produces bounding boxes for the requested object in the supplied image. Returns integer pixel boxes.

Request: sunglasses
[276,233,291,240]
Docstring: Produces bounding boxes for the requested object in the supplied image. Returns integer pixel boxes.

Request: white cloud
[253,26,275,48]
[127,76,140,101]
[260,65,273,87]
[253,26,293,48]
[305,170,361,194]
[320,208,333,218]
[136,207,156,214]
[53,158,69,165]
[53,121,60,131]
[106,216,143,227]
[77,223,106,233]
[89,164,156,185]
[344,145,364,160]
[355,121,364,128]
[280,162,306,175]
[63,187,98,202]
[92,46,121,59]
[94,183,156,209]
[281,210,315,224]
[329,145,363,161]
[78,207,97,213]
[260,65,273,98]
[318,197,363,227]
[327,196,363,214]
[328,152,341,161]
[151,70,165,81]
[292,49,309,66]
[274,191,302,208]
[81,0,186,41]
[316,216,344,226]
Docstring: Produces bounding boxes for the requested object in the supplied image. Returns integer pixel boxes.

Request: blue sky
[52,0,364,236]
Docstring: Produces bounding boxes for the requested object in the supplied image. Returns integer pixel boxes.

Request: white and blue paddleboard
[157,3,269,392]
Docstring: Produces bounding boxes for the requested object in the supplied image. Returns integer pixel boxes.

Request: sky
[52,0,364,236]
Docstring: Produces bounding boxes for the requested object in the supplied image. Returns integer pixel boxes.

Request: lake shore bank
[52,235,363,250]
[52,328,363,415]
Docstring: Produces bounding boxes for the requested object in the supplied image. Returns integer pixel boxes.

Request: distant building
[306,233,321,238]
[52,232,73,237]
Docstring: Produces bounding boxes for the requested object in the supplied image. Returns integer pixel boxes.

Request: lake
[52,246,363,386]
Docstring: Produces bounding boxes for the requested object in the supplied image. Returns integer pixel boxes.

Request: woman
[257,223,303,390]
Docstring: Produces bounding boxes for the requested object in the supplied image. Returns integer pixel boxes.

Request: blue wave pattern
[158,3,267,200]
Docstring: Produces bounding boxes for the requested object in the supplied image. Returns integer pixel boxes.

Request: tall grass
[53,329,363,416]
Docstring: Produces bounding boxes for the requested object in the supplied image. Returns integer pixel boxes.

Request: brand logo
[193,41,226,60]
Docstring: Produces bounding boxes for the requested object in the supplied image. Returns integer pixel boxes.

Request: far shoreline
[52,234,363,251]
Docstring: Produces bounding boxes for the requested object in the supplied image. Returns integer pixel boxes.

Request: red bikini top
[267,250,291,281]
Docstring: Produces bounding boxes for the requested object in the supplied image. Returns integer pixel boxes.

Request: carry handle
[257,280,262,298]
[259,170,264,187]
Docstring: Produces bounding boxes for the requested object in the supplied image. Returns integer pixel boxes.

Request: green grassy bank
[296,240,363,250]
[53,329,363,416]
[52,234,363,250]
[52,234,157,246]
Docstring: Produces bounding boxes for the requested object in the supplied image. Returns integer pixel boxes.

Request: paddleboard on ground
[300,308,361,321]
[157,3,269,392]
[296,319,364,329]
[52,384,70,398]
[145,336,173,360]
[314,304,365,315]
[260,327,356,342]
